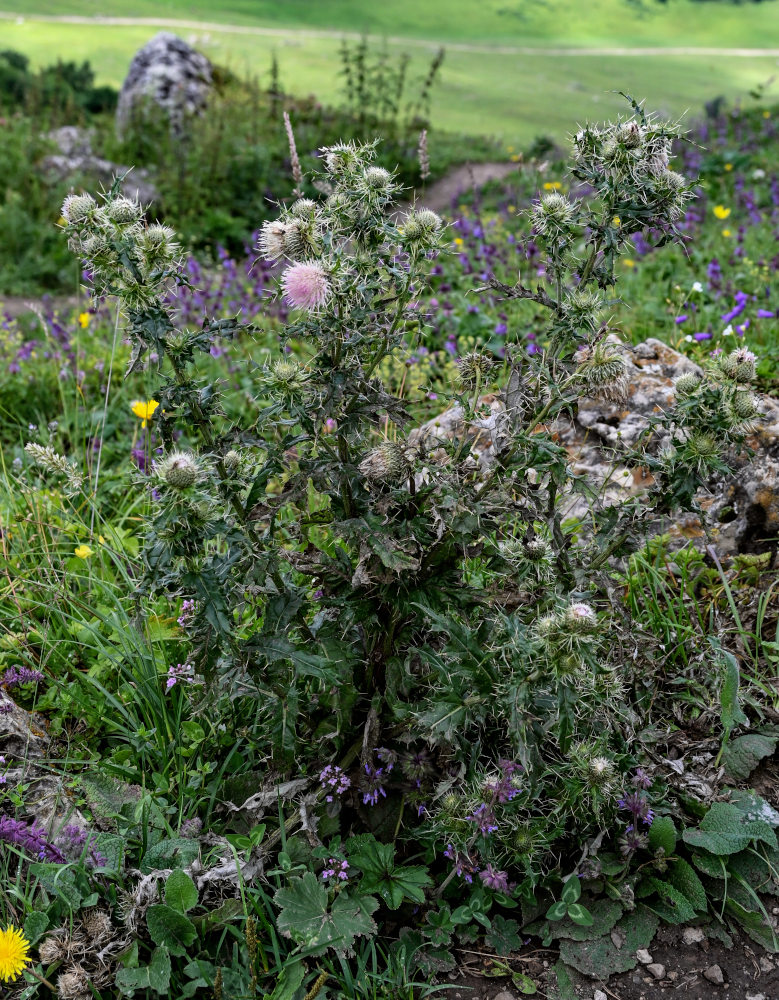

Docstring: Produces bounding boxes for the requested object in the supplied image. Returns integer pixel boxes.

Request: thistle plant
[59,103,761,907]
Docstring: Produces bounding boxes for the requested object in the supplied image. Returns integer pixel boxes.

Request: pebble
[746,993,767,1000]
[647,963,666,980]
[636,948,653,965]
[493,992,516,1000]
[593,991,608,1000]
[682,926,706,945]
[704,964,725,985]
[759,956,775,973]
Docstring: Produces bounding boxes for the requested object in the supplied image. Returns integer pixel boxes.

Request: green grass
[4,15,778,143]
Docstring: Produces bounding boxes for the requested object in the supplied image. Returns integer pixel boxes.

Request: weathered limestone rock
[116,32,213,137]
[42,126,159,205]
[409,338,779,559]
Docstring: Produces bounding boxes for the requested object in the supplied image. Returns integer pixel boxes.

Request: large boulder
[116,32,213,137]
[409,339,779,559]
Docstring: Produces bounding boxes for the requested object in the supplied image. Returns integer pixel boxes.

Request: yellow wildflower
[722,229,731,237]
[612,216,621,228]
[724,163,733,172]
[510,154,521,162]
[78,312,91,328]
[713,205,731,220]
[543,181,562,191]
[0,926,30,982]
[98,535,105,544]
[764,110,771,119]
[623,259,636,268]
[74,544,93,559]
[508,205,516,213]
[453,237,464,246]
[131,399,159,428]
[507,145,515,152]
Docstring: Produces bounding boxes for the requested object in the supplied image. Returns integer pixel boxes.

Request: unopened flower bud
[61,192,97,225]
[456,350,496,388]
[359,441,410,485]
[721,347,757,382]
[730,390,760,421]
[289,197,317,218]
[223,450,241,471]
[105,195,142,224]
[617,120,643,148]
[575,343,629,402]
[364,166,393,189]
[157,452,200,489]
[533,191,575,236]
[674,372,702,397]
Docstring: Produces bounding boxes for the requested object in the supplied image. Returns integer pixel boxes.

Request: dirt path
[417,161,521,213]
[2,12,779,58]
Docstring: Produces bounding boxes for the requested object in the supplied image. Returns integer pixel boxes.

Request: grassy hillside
[3,0,779,46]
[3,1,778,141]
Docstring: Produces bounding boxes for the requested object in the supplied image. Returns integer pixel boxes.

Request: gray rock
[636,948,653,964]
[703,964,725,985]
[646,963,666,980]
[42,126,159,205]
[593,991,608,1000]
[117,32,213,137]
[682,926,706,945]
[410,338,779,559]
[493,992,516,1000]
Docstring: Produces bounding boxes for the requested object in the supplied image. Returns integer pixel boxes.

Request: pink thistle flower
[281,262,331,312]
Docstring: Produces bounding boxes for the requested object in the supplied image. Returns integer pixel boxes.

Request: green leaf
[510,971,538,996]
[262,960,306,1000]
[560,877,582,904]
[642,877,696,925]
[146,904,198,956]
[647,815,677,856]
[140,837,200,873]
[23,911,48,946]
[559,906,659,978]
[683,802,778,856]
[718,645,748,742]
[485,915,522,956]
[29,864,82,909]
[546,897,623,942]
[725,898,779,952]
[115,947,171,996]
[350,840,432,909]
[668,859,707,912]
[691,849,727,879]
[566,904,594,927]
[274,872,378,956]
[546,900,568,921]
[165,870,198,914]
[722,734,778,782]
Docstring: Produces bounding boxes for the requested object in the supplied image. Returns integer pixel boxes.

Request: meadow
[3,0,779,140]
[1,7,779,1000]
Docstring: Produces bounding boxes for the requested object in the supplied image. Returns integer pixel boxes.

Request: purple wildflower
[319,764,350,802]
[0,814,65,861]
[166,662,195,689]
[180,817,203,838]
[479,864,511,893]
[54,824,106,867]
[321,857,349,884]
[177,599,196,628]
[1,665,44,688]
[444,844,480,884]
[466,802,499,835]
[631,768,652,789]
[618,791,654,826]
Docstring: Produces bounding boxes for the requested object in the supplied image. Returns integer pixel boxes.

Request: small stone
[611,927,626,949]
[636,949,653,965]
[594,991,608,1000]
[493,992,516,1000]
[758,956,775,973]
[647,963,665,980]
[704,965,725,985]
[682,926,706,945]
[746,993,767,1000]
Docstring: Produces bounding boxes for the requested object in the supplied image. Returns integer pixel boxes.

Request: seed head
[456,350,496,388]
[359,441,410,485]
[61,193,97,225]
[257,220,288,261]
[38,936,66,965]
[56,964,91,1000]
[156,452,201,489]
[587,755,616,787]
[81,909,112,943]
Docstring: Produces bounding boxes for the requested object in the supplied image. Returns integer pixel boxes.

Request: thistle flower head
[401,207,443,247]
[574,343,629,402]
[456,350,496,388]
[223,449,241,471]
[264,358,310,395]
[564,289,604,332]
[323,141,364,176]
[686,431,719,466]
[257,220,288,261]
[524,537,551,562]
[155,452,201,490]
[81,910,112,943]
[674,371,703,397]
[289,197,317,219]
[729,390,760,422]
[359,441,410,485]
[532,191,575,237]
[56,964,90,1000]
[564,602,598,634]
[60,193,97,225]
[281,261,331,311]
[364,166,393,190]
[105,195,142,225]
[616,120,643,149]
[141,223,179,264]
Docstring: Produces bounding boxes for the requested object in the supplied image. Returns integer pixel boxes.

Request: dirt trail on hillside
[2,12,779,57]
